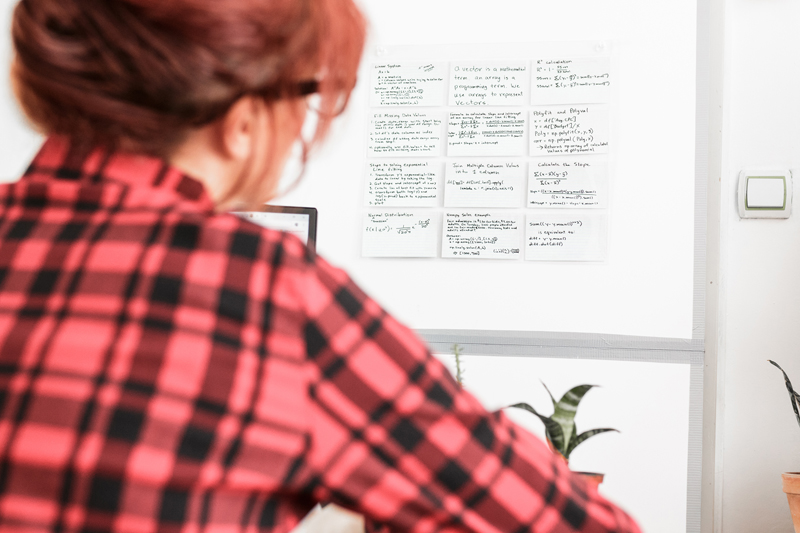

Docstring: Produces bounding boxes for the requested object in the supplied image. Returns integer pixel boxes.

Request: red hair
[11,0,365,196]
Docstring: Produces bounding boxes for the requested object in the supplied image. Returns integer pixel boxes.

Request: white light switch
[747,177,786,208]
[738,169,793,219]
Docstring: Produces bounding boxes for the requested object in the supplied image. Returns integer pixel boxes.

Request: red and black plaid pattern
[0,137,640,533]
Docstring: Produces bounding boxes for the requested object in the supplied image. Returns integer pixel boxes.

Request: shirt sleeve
[299,256,642,533]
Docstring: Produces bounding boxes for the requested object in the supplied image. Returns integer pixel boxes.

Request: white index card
[448,111,526,157]
[369,62,447,107]
[443,211,522,259]
[525,212,608,261]
[365,161,442,207]
[530,105,609,156]
[445,160,524,208]
[531,56,611,104]
[368,111,444,157]
[362,211,439,258]
[528,158,608,208]
[449,61,528,106]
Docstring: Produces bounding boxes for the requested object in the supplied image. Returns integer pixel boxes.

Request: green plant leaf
[541,381,558,411]
[509,402,566,455]
[553,384,596,449]
[566,427,620,458]
[769,360,800,430]
[452,344,464,387]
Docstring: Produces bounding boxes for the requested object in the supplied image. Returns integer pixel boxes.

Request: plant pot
[782,473,800,533]
[574,471,605,490]
[546,438,605,489]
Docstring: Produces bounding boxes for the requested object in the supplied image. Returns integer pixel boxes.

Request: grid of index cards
[362,50,611,262]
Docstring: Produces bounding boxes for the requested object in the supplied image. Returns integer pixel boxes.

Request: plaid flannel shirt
[0,137,641,533]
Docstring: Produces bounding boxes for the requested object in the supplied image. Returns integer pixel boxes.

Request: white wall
[0,1,41,182]
[714,0,800,531]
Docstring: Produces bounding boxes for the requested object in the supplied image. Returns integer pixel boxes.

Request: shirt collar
[22,136,216,212]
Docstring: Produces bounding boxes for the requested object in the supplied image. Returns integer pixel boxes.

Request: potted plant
[769,360,800,533]
[509,383,618,488]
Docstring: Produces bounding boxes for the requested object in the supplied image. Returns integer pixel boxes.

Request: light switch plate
[738,169,793,219]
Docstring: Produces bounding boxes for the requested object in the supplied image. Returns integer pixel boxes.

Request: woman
[0,1,640,532]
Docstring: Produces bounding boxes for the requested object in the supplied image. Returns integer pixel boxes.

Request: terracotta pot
[782,473,800,533]
[574,471,605,490]
[545,438,605,489]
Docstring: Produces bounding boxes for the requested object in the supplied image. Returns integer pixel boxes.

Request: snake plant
[769,360,800,430]
[509,383,618,462]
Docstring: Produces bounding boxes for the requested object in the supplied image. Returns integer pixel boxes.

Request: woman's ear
[169,94,304,209]
[218,96,262,161]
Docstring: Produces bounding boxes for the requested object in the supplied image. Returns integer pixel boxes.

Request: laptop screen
[234,206,318,256]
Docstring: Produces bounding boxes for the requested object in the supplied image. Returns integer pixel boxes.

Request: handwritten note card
[369,112,444,157]
[369,62,447,107]
[362,211,439,258]
[525,213,608,261]
[365,161,441,207]
[528,158,608,208]
[449,62,528,106]
[443,211,522,259]
[445,161,524,208]
[530,105,609,156]
[531,57,611,105]
[448,111,526,157]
